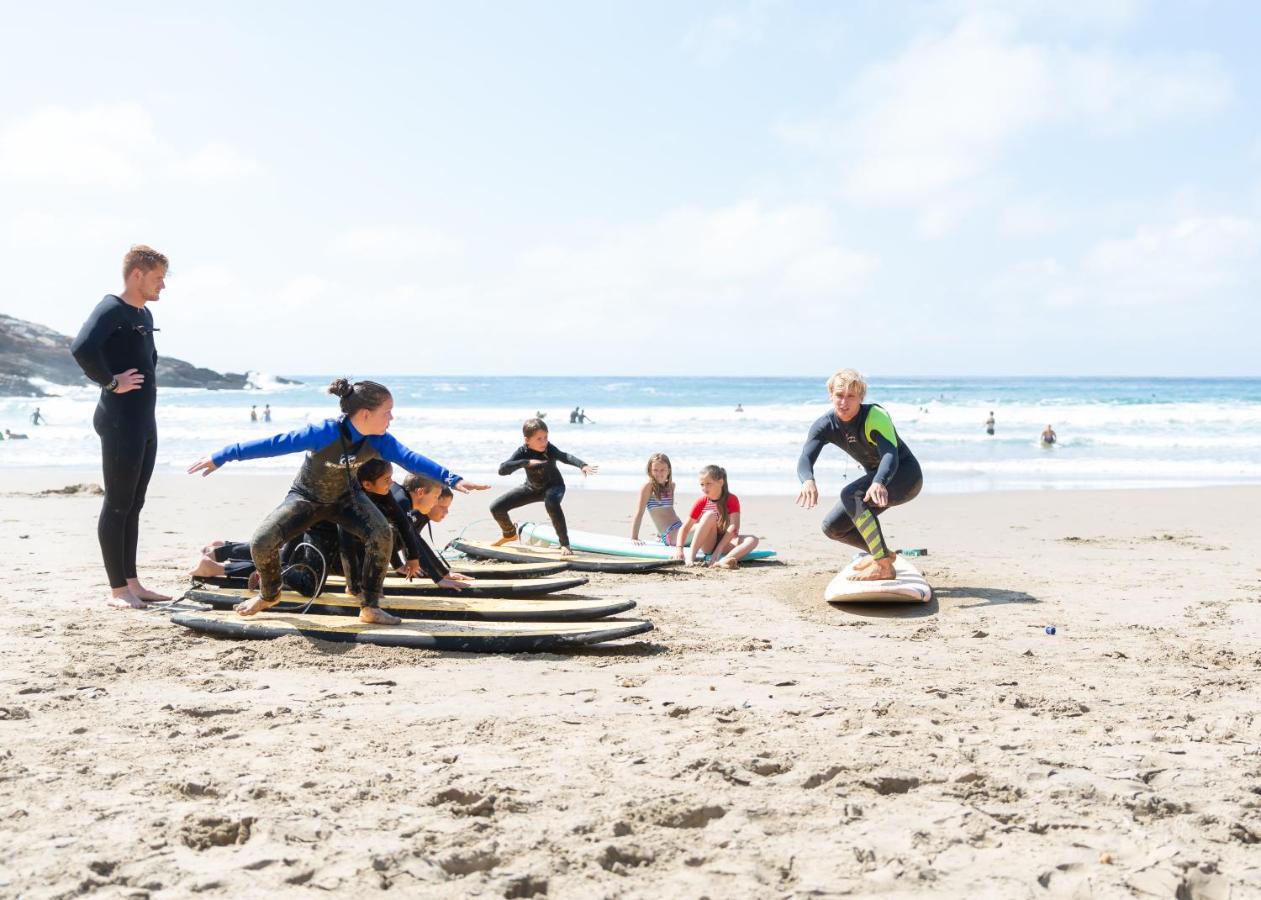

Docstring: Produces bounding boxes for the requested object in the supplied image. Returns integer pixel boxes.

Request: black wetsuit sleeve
[549,445,587,469]
[498,446,531,477]
[70,302,122,386]
[381,493,423,562]
[415,535,450,582]
[796,416,832,483]
[872,433,900,486]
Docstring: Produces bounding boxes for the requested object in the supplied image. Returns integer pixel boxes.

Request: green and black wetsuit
[797,404,922,558]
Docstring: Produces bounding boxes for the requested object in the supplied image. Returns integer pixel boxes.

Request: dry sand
[1,469,1259,898]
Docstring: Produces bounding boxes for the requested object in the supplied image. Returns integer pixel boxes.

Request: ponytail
[327,378,392,417]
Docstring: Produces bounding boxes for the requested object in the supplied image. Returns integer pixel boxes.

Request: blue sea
[3,375,1260,494]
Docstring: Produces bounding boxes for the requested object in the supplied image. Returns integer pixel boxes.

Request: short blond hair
[826,368,867,400]
[123,244,169,279]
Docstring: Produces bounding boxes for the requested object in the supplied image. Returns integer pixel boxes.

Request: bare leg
[686,512,719,566]
[189,555,226,578]
[716,534,760,569]
[360,606,401,625]
[127,577,171,602]
[707,529,739,567]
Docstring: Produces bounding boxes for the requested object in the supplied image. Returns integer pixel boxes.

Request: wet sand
[1,470,1259,897]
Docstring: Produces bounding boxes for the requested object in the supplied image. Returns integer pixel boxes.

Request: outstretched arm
[498,446,531,477]
[373,433,462,487]
[189,420,338,477]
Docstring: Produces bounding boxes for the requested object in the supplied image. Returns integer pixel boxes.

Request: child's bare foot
[234,595,280,616]
[360,606,401,626]
[200,540,226,556]
[189,556,220,578]
[491,533,517,547]
[848,557,895,581]
[127,578,171,602]
[105,588,147,610]
[715,557,739,570]
[559,546,574,557]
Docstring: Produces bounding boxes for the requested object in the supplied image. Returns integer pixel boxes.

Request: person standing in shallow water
[796,368,923,582]
[70,245,172,608]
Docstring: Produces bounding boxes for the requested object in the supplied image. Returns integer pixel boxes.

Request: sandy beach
[1,469,1259,898]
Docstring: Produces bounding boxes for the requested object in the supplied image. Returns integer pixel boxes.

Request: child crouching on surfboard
[676,465,760,568]
[490,417,598,557]
[631,452,682,546]
[350,460,472,592]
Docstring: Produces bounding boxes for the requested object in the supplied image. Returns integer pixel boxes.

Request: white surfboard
[824,556,932,603]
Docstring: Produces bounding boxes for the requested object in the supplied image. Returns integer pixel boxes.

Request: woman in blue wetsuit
[796,368,923,582]
[188,378,487,624]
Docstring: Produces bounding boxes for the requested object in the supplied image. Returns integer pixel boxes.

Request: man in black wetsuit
[71,245,170,608]
[796,368,923,582]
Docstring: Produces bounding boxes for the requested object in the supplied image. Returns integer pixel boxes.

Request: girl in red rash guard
[675,465,760,569]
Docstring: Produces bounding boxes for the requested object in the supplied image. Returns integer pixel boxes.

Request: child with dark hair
[676,465,760,568]
[490,417,598,556]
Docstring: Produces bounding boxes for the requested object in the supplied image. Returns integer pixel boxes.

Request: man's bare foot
[127,579,172,602]
[491,533,518,546]
[848,557,896,581]
[559,546,574,557]
[852,554,875,570]
[189,556,220,578]
[360,606,401,626]
[105,589,147,610]
[234,595,280,616]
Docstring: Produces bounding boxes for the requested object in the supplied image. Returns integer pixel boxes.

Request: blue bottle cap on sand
[1044,625,1056,635]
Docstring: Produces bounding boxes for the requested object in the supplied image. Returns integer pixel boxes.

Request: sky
[1,0,1258,377]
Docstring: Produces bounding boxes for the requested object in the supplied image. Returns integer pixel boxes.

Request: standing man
[71,245,171,608]
[796,368,923,581]
[30,407,46,425]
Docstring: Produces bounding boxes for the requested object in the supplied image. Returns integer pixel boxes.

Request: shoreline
[1,472,1259,895]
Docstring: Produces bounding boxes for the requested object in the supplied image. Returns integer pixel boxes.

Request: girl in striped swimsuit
[631,453,682,553]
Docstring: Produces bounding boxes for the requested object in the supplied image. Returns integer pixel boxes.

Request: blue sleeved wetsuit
[209,417,461,606]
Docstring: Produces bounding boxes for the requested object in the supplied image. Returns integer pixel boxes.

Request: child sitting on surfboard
[676,464,760,568]
[351,460,471,592]
[490,417,598,557]
[631,452,683,546]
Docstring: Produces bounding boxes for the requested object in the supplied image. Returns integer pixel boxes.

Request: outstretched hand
[796,479,818,509]
[582,465,599,477]
[188,458,219,477]
[863,482,889,508]
[452,480,490,493]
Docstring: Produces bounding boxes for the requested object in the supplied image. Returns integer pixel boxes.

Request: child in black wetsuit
[490,418,598,555]
[344,460,470,592]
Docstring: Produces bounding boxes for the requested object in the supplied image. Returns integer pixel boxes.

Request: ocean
[3,375,1260,495]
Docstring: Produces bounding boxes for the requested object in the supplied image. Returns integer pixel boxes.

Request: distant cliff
[0,313,300,396]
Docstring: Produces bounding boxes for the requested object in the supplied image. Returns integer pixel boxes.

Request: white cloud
[332,225,463,263]
[993,215,1260,308]
[0,103,261,187]
[682,0,776,65]
[783,14,1230,227]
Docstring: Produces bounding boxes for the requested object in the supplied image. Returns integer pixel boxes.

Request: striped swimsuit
[645,489,679,544]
